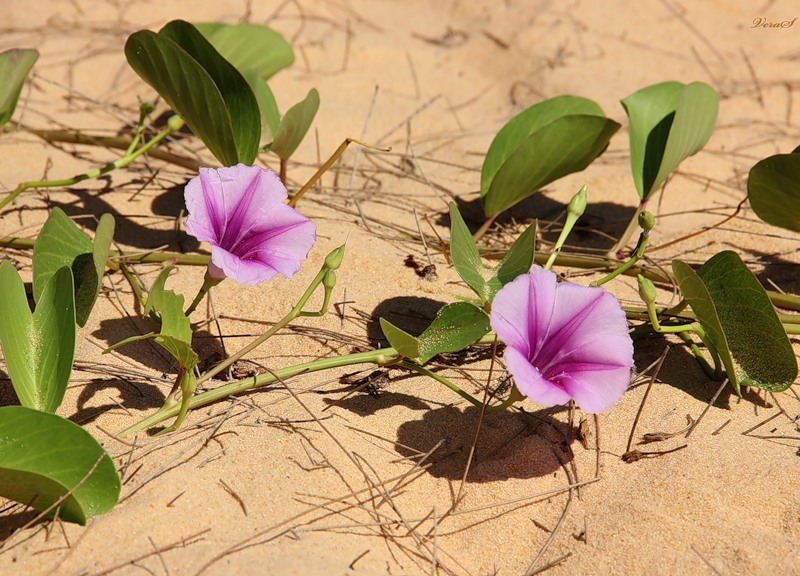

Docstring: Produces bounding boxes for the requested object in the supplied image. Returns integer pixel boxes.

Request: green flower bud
[567,184,588,218]
[324,244,346,270]
[139,101,155,117]
[323,269,337,290]
[638,211,656,233]
[167,114,185,132]
[637,274,657,305]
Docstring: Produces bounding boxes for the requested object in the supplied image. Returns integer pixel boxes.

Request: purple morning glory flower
[490,266,634,413]
[184,164,316,286]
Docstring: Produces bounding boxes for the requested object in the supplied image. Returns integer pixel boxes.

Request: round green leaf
[196,22,294,80]
[126,29,237,165]
[747,152,800,232]
[415,302,490,364]
[622,81,718,200]
[158,20,260,164]
[0,406,120,525]
[482,114,620,217]
[673,252,797,394]
[481,95,608,197]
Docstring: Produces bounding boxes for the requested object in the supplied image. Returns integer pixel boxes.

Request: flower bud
[567,184,588,219]
[139,101,155,117]
[638,211,656,233]
[637,274,657,305]
[167,114,185,132]
[323,269,337,290]
[324,244,346,270]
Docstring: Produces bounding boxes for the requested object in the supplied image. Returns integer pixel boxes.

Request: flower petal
[490,267,558,359]
[552,363,632,413]
[503,346,572,407]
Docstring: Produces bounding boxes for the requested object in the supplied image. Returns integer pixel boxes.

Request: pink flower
[490,267,633,413]
[184,164,316,285]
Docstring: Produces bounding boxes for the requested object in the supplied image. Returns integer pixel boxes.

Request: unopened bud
[324,244,346,270]
[638,211,655,233]
[637,275,657,305]
[323,269,337,290]
[167,114,185,132]
[139,101,155,117]
[567,184,588,218]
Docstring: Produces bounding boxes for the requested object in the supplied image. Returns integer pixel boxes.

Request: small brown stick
[219,479,248,516]
[690,544,723,575]
[349,549,370,570]
[711,419,731,436]
[148,535,170,576]
[626,347,669,452]
[622,444,688,463]
[528,552,572,575]
[287,137,390,207]
[685,379,728,438]
[741,410,785,436]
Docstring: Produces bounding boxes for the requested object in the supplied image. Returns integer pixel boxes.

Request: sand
[0,0,799,574]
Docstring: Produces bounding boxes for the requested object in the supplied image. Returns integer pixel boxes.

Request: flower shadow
[395,405,573,481]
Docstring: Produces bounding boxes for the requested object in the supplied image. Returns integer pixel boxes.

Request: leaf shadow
[366,295,449,345]
[92,318,225,380]
[443,192,638,253]
[70,377,167,425]
[50,184,200,253]
[633,334,774,410]
[395,404,573,481]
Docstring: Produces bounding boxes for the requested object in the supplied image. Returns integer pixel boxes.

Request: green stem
[120,333,500,435]
[3,123,202,171]
[592,232,649,287]
[606,200,646,260]
[120,346,400,435]
[184,271,223,317]
[196,263,335,387]
[544,184,588,271]
[0,121,182,211]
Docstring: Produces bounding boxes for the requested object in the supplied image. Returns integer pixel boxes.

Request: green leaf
[448,203,488,303]
[747,152,800,232]
[622,81,718,200]
[486,221,536,300]
[269,88,320,160]
[380,303,491,364]
[480,96,620,217]
[0,48,38,126]
[243,68,280,147]
[158,20,260,164]
[125,21,260,165]
[0,406,120,525]
[196,22,294,80]
[33,208,114,327]
[481,96,607,196]
[145,267,197,369]
[673,252,797,394]
[379,317,420,359]
[415,302,491,364]
[0,262,75,413]
[105,267,197,370]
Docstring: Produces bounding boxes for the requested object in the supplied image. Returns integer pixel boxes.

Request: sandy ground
[1,0,799,574]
